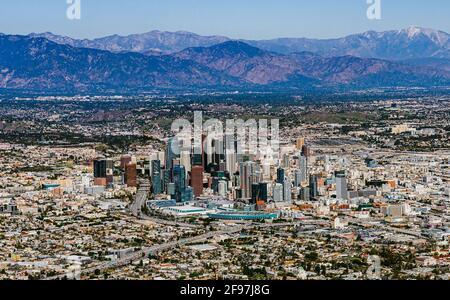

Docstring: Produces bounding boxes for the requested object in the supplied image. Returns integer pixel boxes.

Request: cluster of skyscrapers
[144,134,351,211]
[91,133,351,211]
[93,156,137,188]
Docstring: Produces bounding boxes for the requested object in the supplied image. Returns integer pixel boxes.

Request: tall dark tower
[309,175,319,199]
[151,160,162,195]
[173,165,186,202]
[277,168,285,184]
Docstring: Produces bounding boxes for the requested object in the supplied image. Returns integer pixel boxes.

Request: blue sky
[1,0,449,39]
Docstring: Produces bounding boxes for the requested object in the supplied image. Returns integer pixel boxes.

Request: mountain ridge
[22,26,450,61]
[1,34,449,92]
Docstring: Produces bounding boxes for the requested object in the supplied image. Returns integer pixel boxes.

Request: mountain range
[1,27,450,92]
[28,26,450,60]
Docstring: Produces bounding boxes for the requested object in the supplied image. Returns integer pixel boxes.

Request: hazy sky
[1,0,449,39]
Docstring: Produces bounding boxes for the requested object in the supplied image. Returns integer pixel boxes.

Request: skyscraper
[296,137,305,151]
[93,159,107,178]
[168,183,176,198]
[218,181,227,197]
[225,152,237,174]
[336,174,349,200]
[277,167,285,184]
[273,183,283,202]
[191,166,204,198]
[224,133,236,172]
[182,186,194,202]
[300,187,310,201]
[283,153,290,168]
[251,183,260,204]
[151,160,162,195]
[180,150,192,173]
[166,137,179,172]
[283,179,292,202]
[213,138,225,165]
[259,182,268,202]
[302,145,312,158]
[299,155,308,184]
[309,175,319,199]
[162,169,170,193]
[172,165,186,202]
[125,163,137,188]
[294,169,302,187]
[212,177,220,194]
[120,155,132,170]
[240,161,256,199]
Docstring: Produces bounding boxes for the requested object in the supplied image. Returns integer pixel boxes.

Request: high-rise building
[259,182,268,202]
[180,150,192,173]
[273,183,283,202]
[296,138,305,151]
[300,187,310,201]
[120,155,132,170]
[93,159,107,178]
[125,163,137,188]
[224,134,237,174]
[162,169,170,193]
[218,181,227,197]
[250,164,261,187]
[251,183,260,204]
[167,183,176,198]
[212,177,220,194]
[192,152,203,167]
[172,165,186,202]
[204,136,214,168]
[302,145,312,158]
[191,166,204,198]
[309,175,319,199]
[283,154,290,168]
[225,153,237,174]
[240,161,256,199]
[294,169,302,187]
[151,160,162,195]
[336,174,348,200]
[299,155,308,184]
[166,137,179,172]
[277,168,285,184]
[283,179,292,202]
[213,138,225,165]
[157,151,166,167]
[182,186,194,202]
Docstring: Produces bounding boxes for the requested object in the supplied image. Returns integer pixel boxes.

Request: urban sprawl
[0,93,449,280]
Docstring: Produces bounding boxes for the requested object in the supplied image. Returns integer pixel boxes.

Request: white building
[273,183,283,202]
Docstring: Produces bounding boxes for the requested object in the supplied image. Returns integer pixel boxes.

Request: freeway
[43,180,303,280]
[348,218,425,239]
[130,179,150,218]
[303,212,427,239]
[43,226,244,280]
[130,179,200,228]
[139,215,201,228]
[43,222,300,280]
